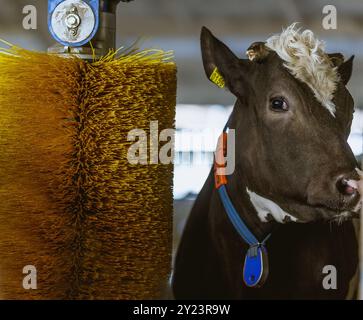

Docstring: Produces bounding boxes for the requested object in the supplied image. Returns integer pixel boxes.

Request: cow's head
[201,24,363,223]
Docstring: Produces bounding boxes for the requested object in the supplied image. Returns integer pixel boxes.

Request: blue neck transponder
[214,131,271,288]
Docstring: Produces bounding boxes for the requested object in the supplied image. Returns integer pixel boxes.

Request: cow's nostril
[336,177,357,196]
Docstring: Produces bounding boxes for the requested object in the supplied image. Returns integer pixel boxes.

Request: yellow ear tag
[209,67,225,88]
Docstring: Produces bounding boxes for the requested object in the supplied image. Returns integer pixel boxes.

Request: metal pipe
[90,0,120,56]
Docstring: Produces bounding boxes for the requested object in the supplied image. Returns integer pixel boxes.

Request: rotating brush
[0,0,176,299]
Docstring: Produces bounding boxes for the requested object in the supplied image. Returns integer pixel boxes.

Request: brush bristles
[0,45,176,299]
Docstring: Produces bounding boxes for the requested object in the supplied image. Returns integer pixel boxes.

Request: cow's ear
[338,55,354,85]
[201,26,250,96]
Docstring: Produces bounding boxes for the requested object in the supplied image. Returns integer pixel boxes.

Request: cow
[172,24,363,299]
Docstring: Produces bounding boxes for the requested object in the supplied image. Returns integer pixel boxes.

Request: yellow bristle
[0,44,176,299]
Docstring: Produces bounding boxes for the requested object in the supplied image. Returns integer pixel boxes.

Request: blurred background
[1,0,362,272]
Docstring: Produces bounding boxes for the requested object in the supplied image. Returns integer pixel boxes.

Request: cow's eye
[270,97,289,112]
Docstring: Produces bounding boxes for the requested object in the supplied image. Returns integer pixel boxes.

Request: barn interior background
[0,0,362,294]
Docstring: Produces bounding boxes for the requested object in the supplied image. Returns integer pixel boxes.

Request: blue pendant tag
[243,244,269,288]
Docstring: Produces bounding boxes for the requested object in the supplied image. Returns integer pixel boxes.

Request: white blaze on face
[347,168,363,212]
[246,188,298,223]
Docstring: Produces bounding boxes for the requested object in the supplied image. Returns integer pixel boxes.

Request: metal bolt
[65,13,81,29]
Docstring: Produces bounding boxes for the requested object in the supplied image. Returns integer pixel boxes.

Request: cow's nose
[336,177,357,196]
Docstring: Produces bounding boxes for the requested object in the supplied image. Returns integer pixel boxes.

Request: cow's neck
[225,165,276,242]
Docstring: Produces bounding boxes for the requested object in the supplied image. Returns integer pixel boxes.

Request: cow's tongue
[347,168,363,212]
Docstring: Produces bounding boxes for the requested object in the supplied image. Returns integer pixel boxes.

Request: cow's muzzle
[307,168,363,214]
[343,168,363,212]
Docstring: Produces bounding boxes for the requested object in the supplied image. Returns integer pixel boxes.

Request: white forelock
[265,23,340,117]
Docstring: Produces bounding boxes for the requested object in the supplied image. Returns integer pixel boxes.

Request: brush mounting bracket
[48,0,100,47]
